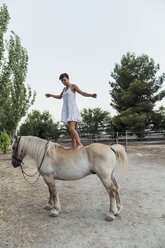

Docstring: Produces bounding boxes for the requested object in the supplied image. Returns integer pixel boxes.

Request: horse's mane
[21,136,49,161]
[21,136,68,161]
[47,141,71,158]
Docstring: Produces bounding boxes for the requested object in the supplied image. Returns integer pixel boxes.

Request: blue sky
[2,0,165,122]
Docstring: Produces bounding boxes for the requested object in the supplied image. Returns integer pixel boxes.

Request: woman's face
[61,77,69,86]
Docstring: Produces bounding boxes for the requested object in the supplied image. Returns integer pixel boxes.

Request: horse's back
[84,143,112,157]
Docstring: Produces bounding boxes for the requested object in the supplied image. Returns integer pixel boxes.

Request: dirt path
[0,145,165,248]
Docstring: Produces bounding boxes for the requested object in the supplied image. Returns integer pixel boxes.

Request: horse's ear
[14,135,18,141]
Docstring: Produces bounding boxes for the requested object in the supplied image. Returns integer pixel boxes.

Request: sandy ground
[0,144,165,248]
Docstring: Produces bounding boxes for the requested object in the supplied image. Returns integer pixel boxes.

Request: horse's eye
[12,147,15,150]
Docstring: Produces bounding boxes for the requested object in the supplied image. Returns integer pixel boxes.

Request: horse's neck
[23,137,46,163]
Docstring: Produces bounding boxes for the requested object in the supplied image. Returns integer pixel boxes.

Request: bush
[0,130,11,154]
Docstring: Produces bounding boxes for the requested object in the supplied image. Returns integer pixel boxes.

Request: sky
[1,0,165,123]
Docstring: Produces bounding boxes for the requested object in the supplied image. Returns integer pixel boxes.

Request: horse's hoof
[115,206,123,216]
[43,204,52,210]
[49,209,59,217]
[105,213,115,221]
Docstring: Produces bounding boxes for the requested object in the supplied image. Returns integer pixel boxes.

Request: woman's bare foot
[75,144,84,150]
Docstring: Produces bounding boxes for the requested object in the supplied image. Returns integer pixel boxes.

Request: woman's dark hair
[59,73,69,80]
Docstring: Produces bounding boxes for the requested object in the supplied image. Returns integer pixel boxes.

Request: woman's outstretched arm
[73,84,97,98]
[45,89,64,99]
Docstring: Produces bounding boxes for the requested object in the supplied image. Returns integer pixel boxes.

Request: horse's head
[12,135,26,168]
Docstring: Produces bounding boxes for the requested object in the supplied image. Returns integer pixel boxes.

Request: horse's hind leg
[111,173,122,216]
[43,176,61,217]
[99,176,118,221]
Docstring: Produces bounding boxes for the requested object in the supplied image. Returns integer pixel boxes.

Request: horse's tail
[110,144,128,169]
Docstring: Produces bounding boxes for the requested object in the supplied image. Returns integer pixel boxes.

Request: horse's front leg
[43,176,61,217]
[43,177,53,210]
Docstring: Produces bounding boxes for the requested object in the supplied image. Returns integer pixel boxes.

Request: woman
[45,73,97,150]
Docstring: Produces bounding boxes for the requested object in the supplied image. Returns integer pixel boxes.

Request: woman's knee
[69,126,75,133]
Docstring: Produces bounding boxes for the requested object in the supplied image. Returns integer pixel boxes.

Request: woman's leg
[71,132,77,149]
[68,121,83,149]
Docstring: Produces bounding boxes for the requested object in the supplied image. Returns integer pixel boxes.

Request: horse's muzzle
[12,157,21,168]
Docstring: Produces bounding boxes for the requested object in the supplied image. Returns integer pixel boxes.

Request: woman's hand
[45,92,63,99]
[92,93,97,98]
[45,93,51,98]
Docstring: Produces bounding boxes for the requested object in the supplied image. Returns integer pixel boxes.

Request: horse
[11,135,128,221]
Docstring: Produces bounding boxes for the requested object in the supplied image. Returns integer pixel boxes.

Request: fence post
[125,130,128,152]
[116,131,118,144]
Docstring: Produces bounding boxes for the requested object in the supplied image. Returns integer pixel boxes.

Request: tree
[109,52,165,137]
[151,106,165,130]
[0,4,10,131]
[0,4,36,136]
[58,123,70,136]
[78,108,113,137]
[0,130,11,154]
[19,110,61,140]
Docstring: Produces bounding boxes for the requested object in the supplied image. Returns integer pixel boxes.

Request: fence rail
[57,130,165,147]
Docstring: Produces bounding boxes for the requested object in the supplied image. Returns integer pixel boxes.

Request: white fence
[57,130,165,147]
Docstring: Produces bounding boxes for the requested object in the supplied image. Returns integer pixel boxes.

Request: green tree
[19,110,61,140]
[0,4,36,136]
[109,53,165,137]
[0,4,10,131]
[59,123,70,136]
[151,106,165,130]
[78,108,112,137]
[0,130,11,154]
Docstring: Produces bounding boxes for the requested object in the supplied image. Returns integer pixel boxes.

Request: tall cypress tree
[0,4,36,136]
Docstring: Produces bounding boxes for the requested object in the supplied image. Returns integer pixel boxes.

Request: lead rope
[20,141,49,184]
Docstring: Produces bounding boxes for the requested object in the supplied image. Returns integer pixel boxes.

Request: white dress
[61,86,82,123]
